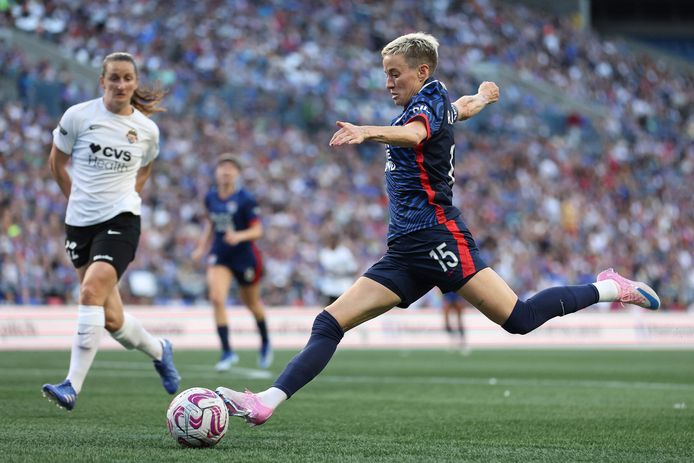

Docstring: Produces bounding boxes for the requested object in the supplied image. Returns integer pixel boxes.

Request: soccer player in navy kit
[193,154,272,370]
[216,32,660,426]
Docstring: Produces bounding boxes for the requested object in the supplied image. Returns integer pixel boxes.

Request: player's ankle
[257,387,287,409]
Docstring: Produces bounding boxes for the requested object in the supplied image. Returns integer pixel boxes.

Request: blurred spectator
[0,0,692,309]
[318,230,359,305]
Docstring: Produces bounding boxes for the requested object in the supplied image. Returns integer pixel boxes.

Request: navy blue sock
[273,311,344,398]
[256,319,269,346]
[217,325,231,352]
[502,285,599,335]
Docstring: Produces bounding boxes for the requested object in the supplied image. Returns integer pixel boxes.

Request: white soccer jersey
[52,97,160,226]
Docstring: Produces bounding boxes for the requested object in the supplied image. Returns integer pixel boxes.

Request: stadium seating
[0,0,691,309]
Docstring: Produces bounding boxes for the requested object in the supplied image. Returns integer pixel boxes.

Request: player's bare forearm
[330,120,427,148]
[453,94,488,121]
[199,220,214,249]
[52,169,72,199]
[237,222,263,242]
[48,145,72,199]
[192,219,213,261]
[135,163,154,193]
[454,81,500,121]
[362,125,425,147]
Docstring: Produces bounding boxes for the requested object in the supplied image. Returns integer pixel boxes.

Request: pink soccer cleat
[597,268,661,310]
[215,387,273,427]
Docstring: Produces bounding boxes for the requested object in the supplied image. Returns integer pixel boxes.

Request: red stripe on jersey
[405,114,431,141]
[251,242,263,285]
[414,143,447,224]
[444,220,476,277]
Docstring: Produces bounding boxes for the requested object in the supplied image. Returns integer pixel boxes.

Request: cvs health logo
[89,143,132,162]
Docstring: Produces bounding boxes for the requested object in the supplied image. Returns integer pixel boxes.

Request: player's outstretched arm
[329,120,427,148]
[453,81,499,121]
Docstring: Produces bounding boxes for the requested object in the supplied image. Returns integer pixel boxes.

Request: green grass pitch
[0,349,692,462]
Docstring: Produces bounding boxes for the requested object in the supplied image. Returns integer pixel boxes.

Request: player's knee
[311,311,344,342]
[500,300,535,335]
[80,282,106,306]
[502,321,533,335]
[104,316,121,333]
[209,293,226,308]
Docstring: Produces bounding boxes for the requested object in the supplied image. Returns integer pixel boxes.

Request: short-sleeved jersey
[52,97,160,226]
[385,79,461,242]
[205,186,261,269]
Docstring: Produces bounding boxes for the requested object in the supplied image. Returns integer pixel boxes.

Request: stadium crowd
[0,0,692,309]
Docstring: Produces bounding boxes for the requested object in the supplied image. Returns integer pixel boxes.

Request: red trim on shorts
[444,219,476,277]
[251,243,263,284]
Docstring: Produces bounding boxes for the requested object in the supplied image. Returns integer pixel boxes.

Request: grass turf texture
[0,349,692,462]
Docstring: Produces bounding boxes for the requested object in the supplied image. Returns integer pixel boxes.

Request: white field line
[5,361,693,392]
[319,374,694,391]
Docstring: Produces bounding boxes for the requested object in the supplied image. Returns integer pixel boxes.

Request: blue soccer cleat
[42,379,77,411]
[258,343,273,369]
[154,339,181,394]
[215,351,239,372]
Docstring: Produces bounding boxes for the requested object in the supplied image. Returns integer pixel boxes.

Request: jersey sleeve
[141,124,160,166]
[243,192,261,226]
[403,98,434,141]
[404,88,447,140]
[52,106,81,155]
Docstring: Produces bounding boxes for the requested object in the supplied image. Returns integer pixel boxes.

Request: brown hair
[101,52,167,116]
[217,153,242,170]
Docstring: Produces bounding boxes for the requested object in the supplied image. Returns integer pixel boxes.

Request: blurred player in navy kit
[42,52,180,411]
[193,154,272,370]
[442,290,469,354]
[217,32,660,426]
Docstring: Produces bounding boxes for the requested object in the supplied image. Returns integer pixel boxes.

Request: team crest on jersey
[126,129,138,144]
[226,202,238,214]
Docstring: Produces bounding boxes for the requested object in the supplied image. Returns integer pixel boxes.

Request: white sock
[593,280,620,302]
[111,313,163,360]
[67,305,105,394]
[257,387,288,409]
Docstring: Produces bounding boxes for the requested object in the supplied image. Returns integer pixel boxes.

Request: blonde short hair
[381,32,439,74]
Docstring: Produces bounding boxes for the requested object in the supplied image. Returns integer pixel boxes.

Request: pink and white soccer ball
[166,387,229,447]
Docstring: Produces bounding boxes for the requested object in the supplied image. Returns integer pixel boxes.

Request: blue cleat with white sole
[42,379,77,411]
[215,351,239,372]
[153,339,181,394]
[258,343,273,369]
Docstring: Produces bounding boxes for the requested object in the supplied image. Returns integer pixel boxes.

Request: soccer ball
[166,387,229,447]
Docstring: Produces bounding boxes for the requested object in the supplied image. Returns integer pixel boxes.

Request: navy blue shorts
[364,217,487,308]
[207,246,263,286]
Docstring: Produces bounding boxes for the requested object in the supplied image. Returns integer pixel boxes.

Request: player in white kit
[42,52,180,411]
